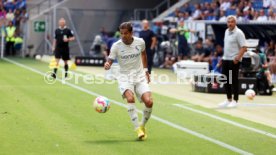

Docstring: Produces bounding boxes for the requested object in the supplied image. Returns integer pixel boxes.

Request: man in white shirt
[104,22,153,140]
[256,9,268,21]
[218,15,247,108]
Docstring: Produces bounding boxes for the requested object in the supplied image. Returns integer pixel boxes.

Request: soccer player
[52,18,75,79]
[104,22,153,140]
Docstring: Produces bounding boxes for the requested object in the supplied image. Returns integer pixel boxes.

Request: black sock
[52,68,58,78]
[64,64,69,77]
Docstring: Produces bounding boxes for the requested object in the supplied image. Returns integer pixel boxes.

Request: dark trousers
[146,48,154,74]
[5,41,15,56]
[222,60,240,101]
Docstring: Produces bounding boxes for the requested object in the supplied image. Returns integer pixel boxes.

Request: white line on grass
[174,104,276,139]
[4,58,253,155]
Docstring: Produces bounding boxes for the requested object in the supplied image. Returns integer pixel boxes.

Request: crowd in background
[90,0,276,83]
[1,0,28,56]
[168,0,276,22]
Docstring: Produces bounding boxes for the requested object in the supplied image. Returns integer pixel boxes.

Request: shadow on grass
[84,139,144,144]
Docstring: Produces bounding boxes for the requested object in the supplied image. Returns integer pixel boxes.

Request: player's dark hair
[119,22,133,32]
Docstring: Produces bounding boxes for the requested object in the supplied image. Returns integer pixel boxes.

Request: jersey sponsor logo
[135,46,140,52]
[120,53,140,60]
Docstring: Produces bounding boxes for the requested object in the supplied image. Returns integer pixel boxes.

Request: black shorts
[54,47,70,60]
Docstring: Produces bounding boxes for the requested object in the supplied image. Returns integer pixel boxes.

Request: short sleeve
[237,30,246,48]
[108,44,118,60]
[67,29,74,37]
[54,30,57,39]
[141,39,146,51]
[150,30,156,38]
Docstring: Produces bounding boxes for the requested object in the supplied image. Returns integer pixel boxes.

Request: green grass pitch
[1,58,276,155]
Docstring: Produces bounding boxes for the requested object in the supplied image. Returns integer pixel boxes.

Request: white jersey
[108,37,145,78]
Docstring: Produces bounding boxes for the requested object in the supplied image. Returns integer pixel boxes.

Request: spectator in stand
[180,3,191,15]
[20,8,28,35]
[4,0,16,12]
[243,1,254,12]
[169,8,180,17]
[253,10,259,20]
[211,2,220,20]
[211,44,224,73]
[265,40,275,57]
[0,6,6,20]
[236,1,245,12]
[219,10,227,21]
[220,0,231,11]
[202,38,215,62]
[192,3,202,20]
[236,9,244,21]
[177,11,185,21]
[257,9,268,21]
[184,12,193,21]
[268,9,276,20]
[191,39,205,62]
[14,9,21,34]
[16,0,26,10]
[6,9,14,22]
[243,8,254,21]
[263,0,272,9]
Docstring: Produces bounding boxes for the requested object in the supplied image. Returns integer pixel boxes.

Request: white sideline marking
[174,104,276,139]
[4,58,253,155]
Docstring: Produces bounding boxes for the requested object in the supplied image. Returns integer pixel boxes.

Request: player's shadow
[84,139,141,144]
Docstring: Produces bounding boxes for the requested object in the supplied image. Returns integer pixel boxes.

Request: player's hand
[104,62,111,70]
[145,71,151,83]
[63,38,69,42]
[233,56,240,64]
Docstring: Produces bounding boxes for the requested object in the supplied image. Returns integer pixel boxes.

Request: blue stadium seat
[226,9,236,16]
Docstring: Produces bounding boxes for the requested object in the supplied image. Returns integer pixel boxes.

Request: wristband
[144,68,148,72]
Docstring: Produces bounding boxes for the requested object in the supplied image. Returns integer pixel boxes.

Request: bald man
[139,20,157,74]
[52,18,75,79]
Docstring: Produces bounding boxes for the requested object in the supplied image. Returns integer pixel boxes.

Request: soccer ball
[35,55,41,60]
[93,96,111,113]
[245,89,256,100]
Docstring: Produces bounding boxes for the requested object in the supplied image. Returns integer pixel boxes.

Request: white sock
[141,107,152,127]
[127,103,139,130]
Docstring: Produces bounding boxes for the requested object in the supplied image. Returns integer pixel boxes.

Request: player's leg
[140,92,153,127]
[64,60,69,78]
[136,81,152,139]
[218,60,231,107]
[62,49,70,78]
[52,49,61,79]
[52,58,60,79]
[123,89,144,139]
[124,90,139,129]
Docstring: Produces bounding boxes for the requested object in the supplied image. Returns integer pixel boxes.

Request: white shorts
[118,76,150,102]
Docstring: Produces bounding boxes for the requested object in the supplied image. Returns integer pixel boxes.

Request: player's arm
[141,50,151,83]
[234,32,247,64]
[104,44,117,70]
[104,58,113,70]
[150,36,157,50]
[52,39,56,52]
[64,29,75,42]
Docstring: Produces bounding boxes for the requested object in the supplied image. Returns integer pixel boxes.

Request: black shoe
[51,73,56,79]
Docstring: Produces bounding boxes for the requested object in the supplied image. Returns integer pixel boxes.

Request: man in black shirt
[139,20,157,74]
[52,18,75,78]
